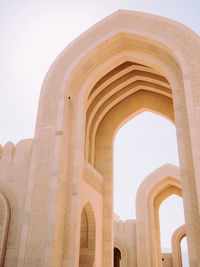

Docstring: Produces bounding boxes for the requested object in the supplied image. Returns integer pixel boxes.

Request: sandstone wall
[162,253,173,267]
[114,219,137,267]
[0,139,33,267]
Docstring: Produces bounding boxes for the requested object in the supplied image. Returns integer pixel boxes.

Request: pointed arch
[79,202,96,267]
[0,182,19,267]
[136,164,182,267]
[0,192,10,266]
[171,225,186,267]
[114,239,128,267]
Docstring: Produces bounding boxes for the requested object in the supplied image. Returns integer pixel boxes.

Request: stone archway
[79,202,96,267]
[114,247,121,267]
[0,182,19,267]
[136,164,183,266]
[18,10,200,267]
[114,239,128,267]
[0,192,10,266]
[171,225,186,267]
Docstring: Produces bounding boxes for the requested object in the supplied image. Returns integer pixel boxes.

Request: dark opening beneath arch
[114,247,121,267]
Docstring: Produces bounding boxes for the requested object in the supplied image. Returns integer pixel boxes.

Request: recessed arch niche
[79,202,96,267]
[114,239,128,267]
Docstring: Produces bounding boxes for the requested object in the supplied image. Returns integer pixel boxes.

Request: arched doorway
[114,247,121,267]
[114,240,128,267]
[87,64,176,267]
[136,164,183,266]
[114,111,179,220]
[159,194,185,262]
[154,185,182,266]
[79,202,96,267]
[172,224,188,267]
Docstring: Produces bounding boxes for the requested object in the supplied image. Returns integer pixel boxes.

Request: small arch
[114,247,121,267]
[114,239,128,267]
[79,202,96,267]
[0,182,19,266]
[171,224,186,267]
[154,186,182,266]
[136,164,181,267]
[0,192,10,266]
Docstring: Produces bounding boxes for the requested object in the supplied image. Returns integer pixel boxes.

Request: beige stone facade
[0,9,200,267]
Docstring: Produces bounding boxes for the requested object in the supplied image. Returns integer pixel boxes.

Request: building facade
[0,10,200,267]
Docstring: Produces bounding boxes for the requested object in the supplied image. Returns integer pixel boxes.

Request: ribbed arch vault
[85,59,174,168]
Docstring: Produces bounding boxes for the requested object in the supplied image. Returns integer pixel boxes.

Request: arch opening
[79,203,96,267]
[84,59,174,167]
[82,51,189,267]
[181,236,189,267]
[114,111,179,220]
[160,194,185,254]
[114,247,121,267]
[159,194,186,266]
[136,164,184,267]
[80,43,198,266]
[154,183,183,267]
[171,224,189,267]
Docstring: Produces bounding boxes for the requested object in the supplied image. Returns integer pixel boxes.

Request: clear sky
[114,112,179,219]
[1,0,198,261]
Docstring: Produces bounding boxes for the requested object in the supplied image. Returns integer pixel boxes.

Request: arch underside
[85,59,174,170]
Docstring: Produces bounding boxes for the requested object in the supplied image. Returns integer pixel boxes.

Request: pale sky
[114,112,179,219]
[1,0,198,260]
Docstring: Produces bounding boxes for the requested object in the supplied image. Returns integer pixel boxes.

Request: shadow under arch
[136,164,182,267]
[114,239,128,267]
[79,202,96,267]
[22,9,200,267]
